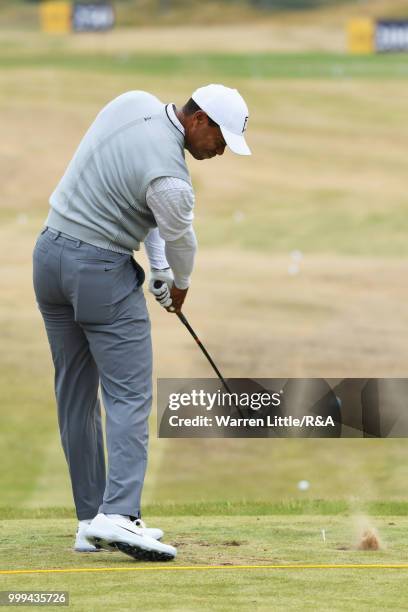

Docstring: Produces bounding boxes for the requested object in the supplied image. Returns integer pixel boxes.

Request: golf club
[153,280,245,417]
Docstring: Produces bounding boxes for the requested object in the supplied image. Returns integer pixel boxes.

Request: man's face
[185,111,226,160]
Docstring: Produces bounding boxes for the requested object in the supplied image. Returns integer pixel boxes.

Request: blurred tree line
[12,0,352,28]
[22,0,349,10]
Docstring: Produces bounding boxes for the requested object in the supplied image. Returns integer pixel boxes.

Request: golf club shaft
[176,311,246,419]
[153,280,243,414]
[176,311,233,395]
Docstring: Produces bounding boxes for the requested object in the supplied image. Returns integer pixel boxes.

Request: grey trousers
[32,228,152,520]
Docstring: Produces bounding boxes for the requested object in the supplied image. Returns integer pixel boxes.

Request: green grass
[195,204,408,255]
[1,52,408,79]
[2,513,408,611]
[3,500,408,519]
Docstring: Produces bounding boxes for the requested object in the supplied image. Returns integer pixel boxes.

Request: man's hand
[149,268,173,309]
[149,269,189,313]
[169,286,188,314]
[150,280,188,314]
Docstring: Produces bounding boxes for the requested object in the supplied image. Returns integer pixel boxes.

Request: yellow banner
[347,18,375,54]
[40,1,71,34]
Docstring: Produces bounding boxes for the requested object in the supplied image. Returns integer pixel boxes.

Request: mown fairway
[1,19,408,610]
[2,503,408,611]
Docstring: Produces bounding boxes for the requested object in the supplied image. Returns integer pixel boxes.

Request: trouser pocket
[74,256,129,324]
[131,257,145,287]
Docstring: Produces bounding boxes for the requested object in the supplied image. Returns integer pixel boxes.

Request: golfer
[33,84,251,561]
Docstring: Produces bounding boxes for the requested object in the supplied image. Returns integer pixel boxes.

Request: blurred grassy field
[2,51,408,79]
[2,20,408,604]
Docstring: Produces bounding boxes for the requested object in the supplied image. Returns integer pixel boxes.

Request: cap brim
[221,126,251,156]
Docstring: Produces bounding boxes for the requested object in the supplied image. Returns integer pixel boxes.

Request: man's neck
[175,107,187,132]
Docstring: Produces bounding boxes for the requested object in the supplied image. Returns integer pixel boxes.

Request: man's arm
[164,226,197,290]
[144,227,169,271]
[145,177,197,312]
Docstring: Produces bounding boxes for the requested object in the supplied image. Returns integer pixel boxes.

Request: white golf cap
[191,84,251,156]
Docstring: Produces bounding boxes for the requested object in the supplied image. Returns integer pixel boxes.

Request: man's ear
[194,110,207,124]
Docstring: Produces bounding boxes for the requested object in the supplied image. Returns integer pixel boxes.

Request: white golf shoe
[74,520,100,552]
[74,517,163,552]
[132,518,164,541]
[85,513,176,562]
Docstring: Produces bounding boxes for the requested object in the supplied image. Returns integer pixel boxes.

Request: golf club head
[280,378,342,438]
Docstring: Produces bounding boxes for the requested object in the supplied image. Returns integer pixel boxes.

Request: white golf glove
[148,268,174,309]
